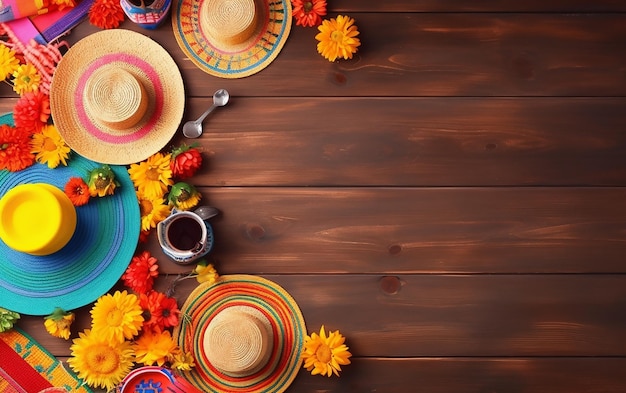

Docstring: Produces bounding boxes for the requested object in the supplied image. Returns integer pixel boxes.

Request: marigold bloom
[13,91,50,134]
[168,348,196,371]
[44,308,75,340]
[0,124,35,172]
[137,192,170,231]
[128,152,173,200]
[315,15,361,62]
[167,182,201,210]
[68,329,134,391]
[171,144,203,179]
[12,63,41,95]
[0,45,20,80]
[122,251,159,294]
[302,325,352,377]
[139,291,180,331]
[134,328,178,367]
[292,0,326,27]
[30,124,71,168]
[64,177,90,206]
[88,0,125,29]
[90,290,144,343]
[193,261,219,284]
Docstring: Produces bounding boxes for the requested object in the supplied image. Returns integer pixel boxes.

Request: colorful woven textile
[0,328,92,393]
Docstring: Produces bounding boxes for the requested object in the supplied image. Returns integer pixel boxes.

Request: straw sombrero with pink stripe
[173,275,306,392]
[50,29,185,165]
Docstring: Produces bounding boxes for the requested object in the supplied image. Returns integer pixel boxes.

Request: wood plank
[168,97,626,187]
[30,13,623,99]
[17,274,626,357]
[138,187,626,275]
[332,0,626,12]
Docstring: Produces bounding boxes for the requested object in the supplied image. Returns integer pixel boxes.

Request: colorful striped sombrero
[0,113,140,316]
[172,0,292,78]
[173,275,306,392]
[50,29,185,165]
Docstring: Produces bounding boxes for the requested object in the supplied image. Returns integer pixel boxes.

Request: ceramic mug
[120,0,172,30]
[157,207,214,264]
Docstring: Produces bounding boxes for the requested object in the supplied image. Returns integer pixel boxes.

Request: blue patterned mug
[157,207,214,264]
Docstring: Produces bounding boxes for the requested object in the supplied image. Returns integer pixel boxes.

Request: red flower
[138,229,152,243]
[0,124,35,171]
[13,92,50,134]
[139,291,180,331]
[89,0,125,29]
[64,177,90,206]
[292,0,327,27]
[171,144,203,179]
[121,251,159,294]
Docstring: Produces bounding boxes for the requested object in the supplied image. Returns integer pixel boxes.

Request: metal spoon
[182,89,230,138]
[194,205,220,220]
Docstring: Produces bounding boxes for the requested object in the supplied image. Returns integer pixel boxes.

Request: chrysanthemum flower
[302,325,352,377]
[0,124,35,172]
[315,15,361,62]
[167,182,201,210]
[88,0,125,29]
[88,164,118,197]
[90,290,144,343]
[134,328,178,367]
[64,177,90,206]
[122,251,159,294]
[128,152,173,200]
[0,307,20,333]
[68,329,134,391]
[0,45,20,80]
[171,144,203,179]
[11,63,41,95]
[137,192,170,231]
[13,91,50,134]
[30,124,70,168]
[44,307,75,340]
[292,0,327,27]
[168,348,196,371]
[193,261,219,284]
[139,291,180,331]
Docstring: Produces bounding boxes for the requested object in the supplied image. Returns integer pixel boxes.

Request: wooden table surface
[3,0,626,392]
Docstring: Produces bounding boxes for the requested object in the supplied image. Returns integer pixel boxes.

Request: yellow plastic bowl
[0,183,77,255]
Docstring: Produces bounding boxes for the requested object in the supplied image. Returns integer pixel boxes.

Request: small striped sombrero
[172,0,292,78]
[173,275,306,392]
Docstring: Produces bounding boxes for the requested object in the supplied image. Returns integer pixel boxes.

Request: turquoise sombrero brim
[172,0,292,79]
[0,113,140,316]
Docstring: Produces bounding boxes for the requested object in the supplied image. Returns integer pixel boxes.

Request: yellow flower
[0,45,20,80]
[90,290,144,343]
[88,165,118,197]
[128,152,173,199]
[302,325,352,377]
[168,348,196,371]
[30,124,71,168]
[44,307,75,340]
[167,182,201,211]
[193,261,219,284]
[137,192,171,231]
[134,329,177,366]
[12,63,41,95]
[315,15,361,62]
[68,329,134,392]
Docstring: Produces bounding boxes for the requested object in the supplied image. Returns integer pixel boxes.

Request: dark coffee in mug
[167,216,203,251]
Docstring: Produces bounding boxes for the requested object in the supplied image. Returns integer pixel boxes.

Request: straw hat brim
[173,275,306,392]
[50,29,185,165]
[0,114,140,316]
[172,0,292,78]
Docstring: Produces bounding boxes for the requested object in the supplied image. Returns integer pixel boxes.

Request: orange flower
[89,0,125,29]
[139,291,180,331]
[64,177,90,206]
[292,0,327,27]
[121,251,159,294]
[170,144,203,179]
[0,124,35,172]
[13,91,50,134]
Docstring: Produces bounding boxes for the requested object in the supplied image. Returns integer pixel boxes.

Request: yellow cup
[0,183,77,255]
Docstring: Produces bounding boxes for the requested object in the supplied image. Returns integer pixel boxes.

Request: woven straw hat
[50,29,185,165]
[174,275,306,392]
[172,0,292,78]
[0,113,140,316]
